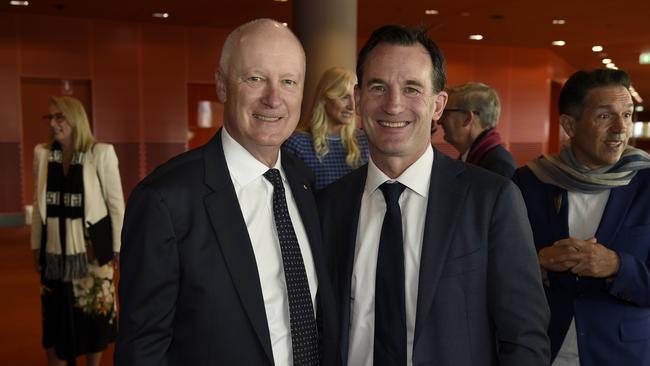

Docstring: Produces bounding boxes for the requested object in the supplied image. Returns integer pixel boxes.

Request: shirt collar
[366,144,434,198]
[222,127,283,187]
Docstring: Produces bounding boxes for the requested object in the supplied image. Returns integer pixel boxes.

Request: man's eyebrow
[366,78,385,85]
[404,79,425,88]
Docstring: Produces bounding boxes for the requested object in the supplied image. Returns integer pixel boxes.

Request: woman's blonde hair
[49,96,96,152]
[306,67,362,168]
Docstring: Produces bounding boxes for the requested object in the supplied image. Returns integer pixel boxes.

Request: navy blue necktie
[374,182,407,366]
[264,168,320,366]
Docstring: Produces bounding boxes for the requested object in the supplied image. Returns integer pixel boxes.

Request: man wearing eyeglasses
[437,82,516,178]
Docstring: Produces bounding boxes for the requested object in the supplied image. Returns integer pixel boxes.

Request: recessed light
[592,45,603,52]
[602,58,612,64]
[606,63,616,69]
[10,0,29,5]
[152,12,169,18]
[425,9,439,15]
[635,105,644,112]
[552,19,566,25]
[551,40,566,46]
[468,34,483,41]
[282,22,288,27]
[640,52,650,65]
[274,0,288,2]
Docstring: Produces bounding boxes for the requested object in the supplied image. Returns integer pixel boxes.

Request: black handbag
[87,215,113,266]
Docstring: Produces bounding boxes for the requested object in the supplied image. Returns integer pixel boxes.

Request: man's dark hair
[559,69,632,118]
[356,25,446,93]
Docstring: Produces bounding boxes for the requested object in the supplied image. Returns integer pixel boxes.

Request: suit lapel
[202,130,274,364]
[545,185,569,243]
[595,178,639,247]
[338,166,366,362]
[413,152,469,346]
[282,154,321,272]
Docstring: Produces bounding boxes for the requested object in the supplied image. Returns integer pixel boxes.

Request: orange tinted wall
[0,13,227,213]
[0,12,574,214]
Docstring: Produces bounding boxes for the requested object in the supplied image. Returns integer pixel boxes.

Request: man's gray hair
[447,82,501,129]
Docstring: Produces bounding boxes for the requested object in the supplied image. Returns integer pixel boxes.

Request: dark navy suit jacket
[514,167,650,366]
[116,130,338,366]
[318,149,550,366]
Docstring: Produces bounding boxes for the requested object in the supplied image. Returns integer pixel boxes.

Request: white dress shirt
[348,145,433,366]
[222,128,318,366]
[552,189,610,366]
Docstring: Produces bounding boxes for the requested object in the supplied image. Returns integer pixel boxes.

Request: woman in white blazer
[31,96,124,366]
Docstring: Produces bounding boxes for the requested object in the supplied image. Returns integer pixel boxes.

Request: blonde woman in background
[32,96,124,366]
[283,67,369,189]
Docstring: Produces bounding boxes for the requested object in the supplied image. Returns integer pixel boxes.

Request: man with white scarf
[513,69,650,366]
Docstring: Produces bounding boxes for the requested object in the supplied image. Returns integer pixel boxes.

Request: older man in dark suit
[115,19,337,366]
[318,25,549,366]
[437,82,517,178]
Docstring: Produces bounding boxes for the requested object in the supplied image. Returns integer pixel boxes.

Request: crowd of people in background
[31,17,650,366]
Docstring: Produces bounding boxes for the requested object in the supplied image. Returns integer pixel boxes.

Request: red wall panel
[0,14,21,143]
[19,15,91,79]
[187,27,228,83]
[92,21,140,143]
[508,48,551,145]
[141,24,187,143]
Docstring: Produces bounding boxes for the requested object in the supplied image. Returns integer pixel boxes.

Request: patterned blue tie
[264,168,320,366]
[374,182,407,366]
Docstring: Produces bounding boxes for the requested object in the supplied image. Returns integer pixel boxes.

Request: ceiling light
[152,12,169,18]
[425,9,439,15]
[552,19,566,25]
[282,22,288,27]
[592,45,603,52]
[640,52,650,65]
[635,105,644,112]
[274,0,288,2]
[606,63,616,69]
[10,0,29,5]
[551,40,566,46]
[468,34,483,41]
[602,58,612,64]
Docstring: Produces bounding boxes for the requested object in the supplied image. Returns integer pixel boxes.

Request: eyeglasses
[43,113,66,123]
[443,108,480,116]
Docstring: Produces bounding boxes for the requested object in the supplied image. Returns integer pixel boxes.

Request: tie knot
[379,182,406,205]
[263,168,283,188]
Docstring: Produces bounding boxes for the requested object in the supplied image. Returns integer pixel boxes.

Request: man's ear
[216,70,227,104]
[431,90,448,121]
[559,114,576,137]
[462,111,475,127]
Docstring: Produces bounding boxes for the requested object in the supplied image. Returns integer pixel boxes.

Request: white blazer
[31,143,125,253]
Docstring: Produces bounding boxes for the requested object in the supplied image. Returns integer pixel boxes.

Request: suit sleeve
[96,144,125,253]
[487,181,551,365]
[115,184,179,366]
[608,249,650,306]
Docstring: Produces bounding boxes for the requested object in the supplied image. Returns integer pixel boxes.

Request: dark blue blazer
[116,130,338,366]
[318,149,550,366]
[514,167,650,366]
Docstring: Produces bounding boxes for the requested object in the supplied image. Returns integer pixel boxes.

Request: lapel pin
[303,184,308,190]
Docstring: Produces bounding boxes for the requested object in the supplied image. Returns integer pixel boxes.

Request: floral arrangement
[72,264,116,324]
